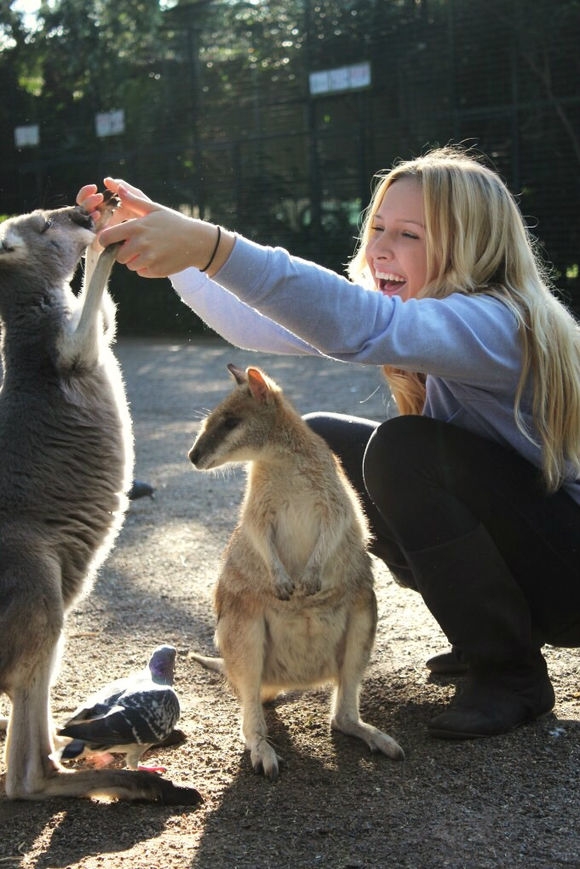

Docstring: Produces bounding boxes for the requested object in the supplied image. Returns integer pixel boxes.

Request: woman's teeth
[377,271,406,292]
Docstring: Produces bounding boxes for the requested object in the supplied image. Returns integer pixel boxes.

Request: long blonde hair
[348,145,580,492]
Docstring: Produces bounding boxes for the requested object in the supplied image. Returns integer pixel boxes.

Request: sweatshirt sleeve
[169,266,324,356]
[213,236,522,385]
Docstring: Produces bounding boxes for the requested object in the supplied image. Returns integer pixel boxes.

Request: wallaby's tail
[190,652,225,674]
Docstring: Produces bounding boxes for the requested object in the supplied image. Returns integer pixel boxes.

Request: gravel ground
[1,336,579,869]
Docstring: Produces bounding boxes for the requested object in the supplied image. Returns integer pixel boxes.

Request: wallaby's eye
[221,414,240,432]
[40,218,52,234]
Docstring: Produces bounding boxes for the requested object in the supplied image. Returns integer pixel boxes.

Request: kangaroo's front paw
[249,738,281,781]
[93,191,121,232]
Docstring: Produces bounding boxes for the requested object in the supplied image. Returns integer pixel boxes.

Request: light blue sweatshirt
[170,236,580,506]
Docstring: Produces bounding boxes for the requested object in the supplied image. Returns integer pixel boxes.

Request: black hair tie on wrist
[200,225,221,272]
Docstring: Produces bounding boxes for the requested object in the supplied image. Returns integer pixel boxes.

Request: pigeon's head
[148,645,177,685]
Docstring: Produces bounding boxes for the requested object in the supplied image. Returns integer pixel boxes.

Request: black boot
[406,524,554,738]
[428,655,554,738]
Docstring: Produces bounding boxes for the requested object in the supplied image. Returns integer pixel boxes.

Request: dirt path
[1,337,579,869]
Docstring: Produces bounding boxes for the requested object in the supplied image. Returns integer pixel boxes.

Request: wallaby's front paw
[271,568,294,600]
[299,567,321,596]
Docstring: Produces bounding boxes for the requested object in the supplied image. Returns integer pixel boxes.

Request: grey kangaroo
[189,364,404,780]
[0,197,199,804]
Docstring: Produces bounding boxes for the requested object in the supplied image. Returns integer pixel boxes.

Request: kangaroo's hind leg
[5,656,59,799]
[331,589,404,760]
[2,551,66,799]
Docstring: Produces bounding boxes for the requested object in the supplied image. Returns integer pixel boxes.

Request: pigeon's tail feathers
[190,652,225,674]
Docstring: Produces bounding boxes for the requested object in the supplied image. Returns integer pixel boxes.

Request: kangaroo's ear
[227,363,247,385]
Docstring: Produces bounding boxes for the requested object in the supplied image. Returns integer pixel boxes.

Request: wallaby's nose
[188,445,200,466]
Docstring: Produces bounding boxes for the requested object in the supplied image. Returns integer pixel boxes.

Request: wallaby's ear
[246,367,276,404]
[227,363,247,385]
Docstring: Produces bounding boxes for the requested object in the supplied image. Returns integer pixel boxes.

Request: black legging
[304,412,580,647]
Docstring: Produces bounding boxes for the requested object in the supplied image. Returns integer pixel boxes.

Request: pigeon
[57,645,182,772]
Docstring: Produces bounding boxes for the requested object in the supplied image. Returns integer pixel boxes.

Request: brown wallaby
[0,197,199,805]
[188,364,404,780]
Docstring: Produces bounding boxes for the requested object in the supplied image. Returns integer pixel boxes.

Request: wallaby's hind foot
[331,713,405,760]
[249,737,281,781]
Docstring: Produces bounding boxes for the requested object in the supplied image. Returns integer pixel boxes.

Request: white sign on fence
[309,61,371,96]
[95,109,125,137]
[14,124,40,148]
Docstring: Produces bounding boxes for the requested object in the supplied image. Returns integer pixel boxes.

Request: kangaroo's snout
[70,207,95,231]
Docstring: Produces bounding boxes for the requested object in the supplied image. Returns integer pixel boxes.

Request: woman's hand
[77,178,233,278]
[76,179,150,254]
[76,178,151,224]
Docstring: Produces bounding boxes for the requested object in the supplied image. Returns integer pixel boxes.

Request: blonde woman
[79,146,580,739]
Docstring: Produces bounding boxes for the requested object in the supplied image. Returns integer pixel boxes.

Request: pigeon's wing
[119,685,181,742]
[59,686,180,747]
[62,678,131,726]
[60,661,161,727]
[58,704,136,746]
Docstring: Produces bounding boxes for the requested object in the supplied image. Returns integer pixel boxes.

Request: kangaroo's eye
[40,218,52,234]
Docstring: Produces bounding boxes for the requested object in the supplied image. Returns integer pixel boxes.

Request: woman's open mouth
[376,270,407,296]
